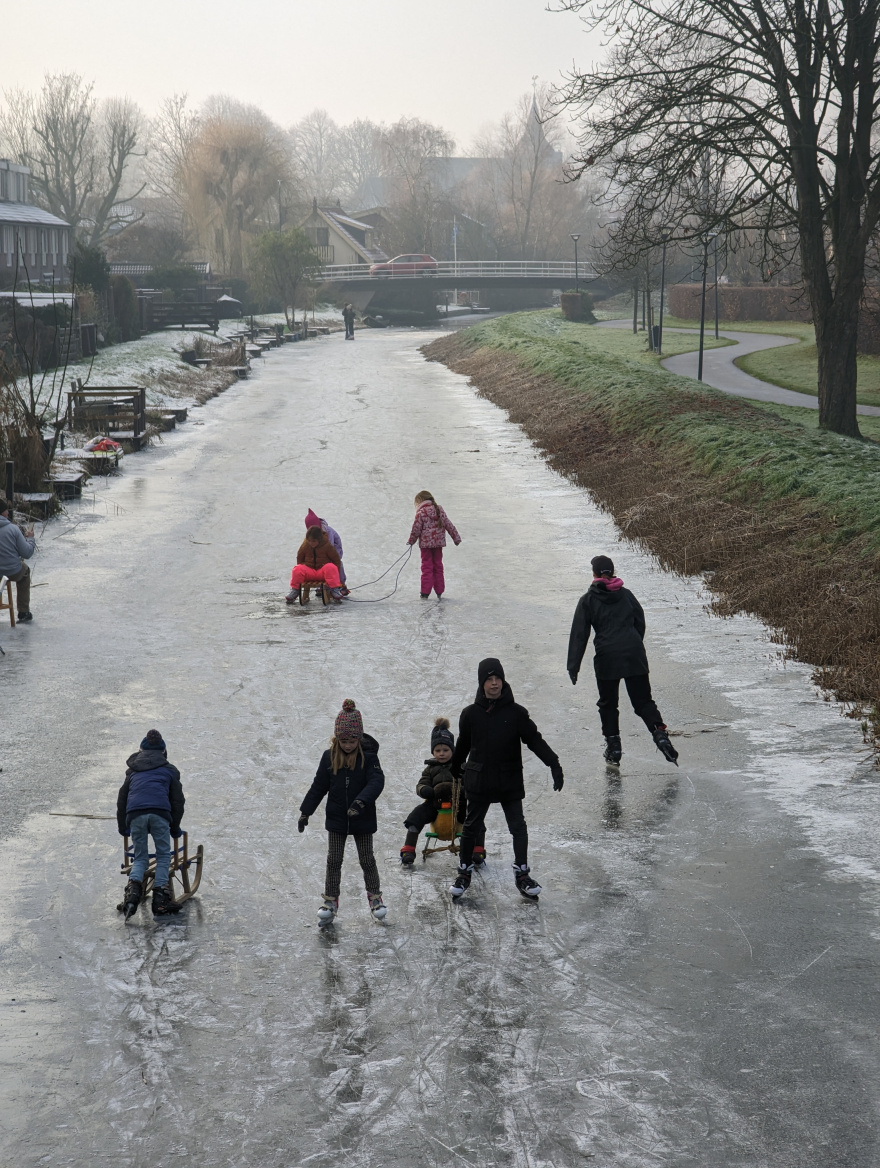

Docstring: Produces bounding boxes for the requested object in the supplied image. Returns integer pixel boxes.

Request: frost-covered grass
[444,309,880,552]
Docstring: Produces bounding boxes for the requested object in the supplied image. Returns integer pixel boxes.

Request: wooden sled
[117,830,204,912]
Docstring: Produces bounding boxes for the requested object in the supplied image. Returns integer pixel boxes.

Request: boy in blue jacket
[117,729,185,917]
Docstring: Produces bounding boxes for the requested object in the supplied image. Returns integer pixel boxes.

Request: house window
[316,227,329,247]
[0,171,6,201]
[50,229,57,254]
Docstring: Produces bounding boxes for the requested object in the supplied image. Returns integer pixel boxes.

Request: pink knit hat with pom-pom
[334,698,363,740]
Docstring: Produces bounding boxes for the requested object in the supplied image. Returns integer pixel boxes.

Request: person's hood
[474,680,515,709]
[0,516,11,528]
[361,732,380,755]
[588,580,625,603]
[126,749,171,772]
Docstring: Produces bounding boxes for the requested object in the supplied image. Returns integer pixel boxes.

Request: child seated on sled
[116,729,185,917]
[287,524,343,603]
[304,508,348,594]
[399,717,486,866]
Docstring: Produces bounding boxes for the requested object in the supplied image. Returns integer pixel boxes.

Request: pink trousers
[420,547,445,596]
[290,564,341,589]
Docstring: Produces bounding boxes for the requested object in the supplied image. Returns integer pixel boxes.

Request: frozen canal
[2,325,879,1167]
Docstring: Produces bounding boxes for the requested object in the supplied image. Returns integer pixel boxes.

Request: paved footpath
[601,318,880,416]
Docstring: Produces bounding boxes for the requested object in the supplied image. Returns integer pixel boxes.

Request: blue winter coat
[116,749,185,835]
[299,733,384,834]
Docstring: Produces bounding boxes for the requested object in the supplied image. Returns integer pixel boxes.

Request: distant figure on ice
[287,524,343,604]
[406,490,461,599]
[448,658,564,901]
[117,729,185,917]
[567,555,678,767]
[0,496,35,622]
[399,717,486,867]
[342,303,356,339]
[298,699,387,925]
[304,508,347,591]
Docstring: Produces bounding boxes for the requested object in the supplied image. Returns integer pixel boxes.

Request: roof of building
[109,260,212,278]
[0,204,70,228]
[314,205,388,264]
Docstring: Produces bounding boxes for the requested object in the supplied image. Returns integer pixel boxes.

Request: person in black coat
[448,658,564,900]
[299,699,387,924]
[567,554,678,767]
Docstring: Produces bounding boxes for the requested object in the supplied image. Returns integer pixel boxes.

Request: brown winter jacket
[297,533,342,572]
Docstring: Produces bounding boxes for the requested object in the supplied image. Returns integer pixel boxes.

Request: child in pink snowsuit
[407,490,461,598]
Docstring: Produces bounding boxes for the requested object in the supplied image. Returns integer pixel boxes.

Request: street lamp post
[713,234,720,339]
[697,232,715,382]
[570,233,581,293]
[658,230,670,356]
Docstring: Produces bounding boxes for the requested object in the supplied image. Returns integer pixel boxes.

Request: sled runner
[422,801,463,859]
[116,830,204,914]
[295,582,341,606]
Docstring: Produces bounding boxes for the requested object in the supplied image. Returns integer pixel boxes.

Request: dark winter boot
[151,884,179,916]
[450,864,473,899]
[513,864,541,899]
[472,846,487,869]
[286,586,301,605]
[603,735,622,766]
[120,878,142,919]
[400,844,417,866]
[651,724,679,765]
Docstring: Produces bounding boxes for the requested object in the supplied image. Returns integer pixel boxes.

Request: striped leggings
[324,831,381,897]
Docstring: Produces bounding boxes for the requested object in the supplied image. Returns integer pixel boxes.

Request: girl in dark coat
[299,699,386,924]
[449,658,564,901]
[567,555,678,767]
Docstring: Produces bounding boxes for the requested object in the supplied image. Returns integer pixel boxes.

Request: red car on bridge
[369,254,438,277]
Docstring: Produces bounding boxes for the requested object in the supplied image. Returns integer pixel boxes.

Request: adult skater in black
[449,658,563,901]
[342,302,356,339]
[567,554,678,767]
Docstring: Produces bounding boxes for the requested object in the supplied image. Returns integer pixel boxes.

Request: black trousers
[460,798,527,868]
[324,831,380,897]
[404,798,484,845]
[596,674,663,737]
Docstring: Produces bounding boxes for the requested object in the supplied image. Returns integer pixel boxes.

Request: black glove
[568,670,578,686]
[298,815,309,833]
[347,798,366,819]
[551,762,564,791]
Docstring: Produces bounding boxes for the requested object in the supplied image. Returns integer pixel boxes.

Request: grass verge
[423,310,880,753]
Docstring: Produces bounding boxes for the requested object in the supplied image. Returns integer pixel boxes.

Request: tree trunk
[815,284,863,438]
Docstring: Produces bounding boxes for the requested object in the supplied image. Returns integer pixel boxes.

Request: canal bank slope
[424,310,880,747]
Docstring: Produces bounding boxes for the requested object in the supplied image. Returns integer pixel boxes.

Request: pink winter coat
[407,502,461,549]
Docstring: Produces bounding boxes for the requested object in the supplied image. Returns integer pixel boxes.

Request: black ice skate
[472,846,487,869]
[603,735,622,766]
[151,884,180,916]
[400,845,416,866]
[513,864,541,900]
[118,878,143,920]
[652,724,679,765]
[450,865,473,899]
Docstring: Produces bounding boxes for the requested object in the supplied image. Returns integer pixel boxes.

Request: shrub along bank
[423,311,880,749]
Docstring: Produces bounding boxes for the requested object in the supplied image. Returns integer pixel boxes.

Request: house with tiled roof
[0,161,71,288]
[300,199,388,267]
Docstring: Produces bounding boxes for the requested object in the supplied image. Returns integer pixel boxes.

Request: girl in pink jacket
[407,490,461,598]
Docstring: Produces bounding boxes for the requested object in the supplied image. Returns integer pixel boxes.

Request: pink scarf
[594,575,624,591]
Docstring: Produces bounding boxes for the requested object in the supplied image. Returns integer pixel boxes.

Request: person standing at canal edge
[342,303,356,339]
[567,555,678,767]
[0,496,35,622]
[406,490,461,598]
[448,658,564,901]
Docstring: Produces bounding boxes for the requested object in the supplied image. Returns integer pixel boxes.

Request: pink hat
[335,699,363,740]
[305,508,321,529]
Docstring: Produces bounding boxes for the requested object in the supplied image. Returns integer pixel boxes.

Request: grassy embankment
[661,316,880,409]
[424,311,880,749]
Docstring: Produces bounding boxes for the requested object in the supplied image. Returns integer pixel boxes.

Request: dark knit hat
[335,698,364,740]
[431,716,455,752]
[477,657,505,687]
[591,555,615,577]
[140,729,166,753]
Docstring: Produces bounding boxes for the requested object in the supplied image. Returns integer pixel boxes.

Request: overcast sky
[1,0,602,148]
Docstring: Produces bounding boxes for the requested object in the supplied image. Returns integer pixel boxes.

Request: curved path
[601,318,880,416]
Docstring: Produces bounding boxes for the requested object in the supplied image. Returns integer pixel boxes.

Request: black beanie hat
[591,554,615,577]
[431,716,455,752]
[477,657,505,687]
[140,729,167,753]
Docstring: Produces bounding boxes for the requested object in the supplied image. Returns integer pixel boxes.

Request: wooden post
[633,285,638,334]
[5,461,13,506]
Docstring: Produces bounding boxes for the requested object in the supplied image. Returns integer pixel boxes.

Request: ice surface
[0,325,878,1166]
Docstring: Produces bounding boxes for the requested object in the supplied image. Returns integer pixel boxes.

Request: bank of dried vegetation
[424,312,880,752]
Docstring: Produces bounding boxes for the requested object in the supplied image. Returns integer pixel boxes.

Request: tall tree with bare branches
[554,0,880,436]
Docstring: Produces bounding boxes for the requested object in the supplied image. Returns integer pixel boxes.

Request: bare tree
[554,0,880,437]
[336,118,385,205]
[147,93,200,212]
[289,109,341,203]
[377,117,455,253]
[0,73,144,245]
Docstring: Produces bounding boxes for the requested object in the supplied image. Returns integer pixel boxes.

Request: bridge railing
[317,260,597,282]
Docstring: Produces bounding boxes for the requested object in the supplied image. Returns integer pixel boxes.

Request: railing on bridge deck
[318,260,597,283]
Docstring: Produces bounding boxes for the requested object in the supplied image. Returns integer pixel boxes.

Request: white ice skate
[368,892,387,921]
[317,895,338,925]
